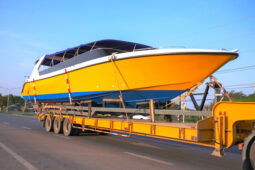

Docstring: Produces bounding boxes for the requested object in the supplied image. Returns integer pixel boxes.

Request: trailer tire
[242,132,255,170]
[53,117,63,134]
[63,118,74,136]
[45,116,53,132]
[250,139,255,169]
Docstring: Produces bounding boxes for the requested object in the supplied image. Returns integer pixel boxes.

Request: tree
[247,92,255,102]
[0,94,24,110]
[223,91,255,102]
[0,94,4,109]
[205,90,255,110]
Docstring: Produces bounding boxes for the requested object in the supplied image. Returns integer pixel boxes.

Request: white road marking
[130,142,161,149]
[22,126,31,130]
[0,142,38,170]
[3,122,9,125]
[124,152,172,166]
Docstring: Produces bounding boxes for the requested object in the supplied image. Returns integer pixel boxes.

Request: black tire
[53,117,63,134]
[242,133,255,170]
[63,118,74,136]
[43,118,45,127]
[250,139,255,169]
[45,116,53,132]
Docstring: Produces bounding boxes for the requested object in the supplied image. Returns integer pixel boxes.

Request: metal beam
[42,104,211,117]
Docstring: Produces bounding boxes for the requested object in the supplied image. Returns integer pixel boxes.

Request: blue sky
[0,0,255,97]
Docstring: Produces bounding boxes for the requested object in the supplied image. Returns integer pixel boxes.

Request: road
[0,113,242,170]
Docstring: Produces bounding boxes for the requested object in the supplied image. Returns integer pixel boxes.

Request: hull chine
[22,90,186,104]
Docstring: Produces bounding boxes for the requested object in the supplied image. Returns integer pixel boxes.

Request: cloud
[0,30,59,51]
[0,31,21,39]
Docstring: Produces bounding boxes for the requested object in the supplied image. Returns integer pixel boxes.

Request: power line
[224,82,255,87]
[206,31,255,45]
[186,98,215,102]
[195,85,255,94]
[226,86,255,90]
[197,86,255,91]
[205,15,255,31]
[215,65,255,74]
[0,86,21,90]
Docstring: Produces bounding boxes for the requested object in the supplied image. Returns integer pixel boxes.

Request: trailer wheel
[45,116,53,132]
[242,132,255,170]
[250,139,255,169]
[63,118,74,136]
[53,117,63,134]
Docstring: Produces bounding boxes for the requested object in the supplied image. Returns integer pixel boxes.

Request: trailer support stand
[212,112,226,157]
[80,100,92,117]
[150,99,155,123]
[190,85,210,111]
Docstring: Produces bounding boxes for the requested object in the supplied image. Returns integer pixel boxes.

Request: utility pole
[6,92,9,112]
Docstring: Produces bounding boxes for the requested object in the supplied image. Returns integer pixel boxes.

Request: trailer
[35,101,255,170]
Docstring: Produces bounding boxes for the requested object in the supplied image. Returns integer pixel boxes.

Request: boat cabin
[37,39,151,75]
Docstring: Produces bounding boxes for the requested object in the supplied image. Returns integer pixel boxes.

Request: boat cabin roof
[40,39,151,66]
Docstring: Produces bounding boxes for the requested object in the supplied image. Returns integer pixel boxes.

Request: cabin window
[38,65,51,72]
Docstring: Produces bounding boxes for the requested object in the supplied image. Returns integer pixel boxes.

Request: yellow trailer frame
[38,102,255,170]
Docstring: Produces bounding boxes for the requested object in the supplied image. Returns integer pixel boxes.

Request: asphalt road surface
[0,113,242,170]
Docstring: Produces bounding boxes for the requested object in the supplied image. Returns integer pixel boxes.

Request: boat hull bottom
[23,90,186,105]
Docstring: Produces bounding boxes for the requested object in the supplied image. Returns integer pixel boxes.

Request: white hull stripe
[26,49,237,82]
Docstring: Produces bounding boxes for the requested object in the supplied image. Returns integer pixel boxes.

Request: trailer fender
[38,113,46,122]
[242,131,255,170]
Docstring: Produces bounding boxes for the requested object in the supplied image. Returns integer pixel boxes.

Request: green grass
[183,115,203,123]
[0,111,36,117]
[155,114,205,123]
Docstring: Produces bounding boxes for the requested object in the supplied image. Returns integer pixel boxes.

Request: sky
[0,0,255,101]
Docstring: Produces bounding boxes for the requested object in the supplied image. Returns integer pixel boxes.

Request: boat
[21,39,238,105]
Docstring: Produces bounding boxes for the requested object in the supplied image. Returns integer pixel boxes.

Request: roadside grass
[155,114,205,123]
[0,111,36,117]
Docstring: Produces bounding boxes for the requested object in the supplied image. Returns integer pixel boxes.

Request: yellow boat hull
[21,53,237,103]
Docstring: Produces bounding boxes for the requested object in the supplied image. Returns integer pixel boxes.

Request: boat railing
[95,47,128,53]
[94,46,187,53]
[40,45,187,69]
[133,46,186,52]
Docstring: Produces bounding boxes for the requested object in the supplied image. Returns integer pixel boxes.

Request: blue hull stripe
[23,90,186,103]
